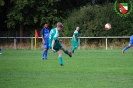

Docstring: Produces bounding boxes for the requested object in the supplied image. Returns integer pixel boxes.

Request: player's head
[56,22,63,31]
[76,26,80,31]
[43,22,48,28]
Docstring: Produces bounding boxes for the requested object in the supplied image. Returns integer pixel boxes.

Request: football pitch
[0,49,133,88]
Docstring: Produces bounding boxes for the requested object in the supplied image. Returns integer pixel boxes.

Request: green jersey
[49,28,59,47]
[71,30,78,42]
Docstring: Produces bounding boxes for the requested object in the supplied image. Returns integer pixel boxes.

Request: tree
[0,0,8,35]
[6,0,62,42]
[62,2,133,37]
[0,0,4,6]
[2,0,90,38]
[4,0,121,38]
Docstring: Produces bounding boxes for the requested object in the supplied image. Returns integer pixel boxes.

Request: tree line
[0,0,133,42]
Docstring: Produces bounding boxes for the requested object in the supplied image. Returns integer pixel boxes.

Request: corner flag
[35,29,38,38]
[34,29,38,50]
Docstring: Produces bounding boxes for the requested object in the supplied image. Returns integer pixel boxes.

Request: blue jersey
[130,35,133,41]
[129,35,133,45]
[41,28,49,40]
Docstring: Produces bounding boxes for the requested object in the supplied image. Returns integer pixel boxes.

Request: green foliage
[1,0,89,33]
[0,0,4,6]
[6,0,62,29]
[1,0,133,37]
[63,3,133,37]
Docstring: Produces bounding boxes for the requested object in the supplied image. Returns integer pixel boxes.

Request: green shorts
[50,40,62,52]
[71,40,78,47]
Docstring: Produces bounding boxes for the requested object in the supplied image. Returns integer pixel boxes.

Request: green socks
[72,46,76,53]
[64,49,71,55]
[58,56,63,65]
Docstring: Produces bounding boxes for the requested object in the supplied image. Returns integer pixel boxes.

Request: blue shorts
[43,39,49,49]
[43,43,49,49]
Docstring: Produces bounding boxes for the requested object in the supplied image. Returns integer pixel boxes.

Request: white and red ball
[105,23,111,30]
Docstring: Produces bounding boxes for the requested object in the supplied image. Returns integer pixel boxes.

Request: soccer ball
[105,23,111,30]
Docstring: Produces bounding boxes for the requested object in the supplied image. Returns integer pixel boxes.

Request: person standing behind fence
[122,35,133,54]
[41,22,50,60]
[71,26,80,54]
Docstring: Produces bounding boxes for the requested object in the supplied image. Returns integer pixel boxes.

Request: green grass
[0,49,133,88]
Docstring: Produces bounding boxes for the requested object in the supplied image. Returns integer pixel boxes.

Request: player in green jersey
[49,22,72,66]
[71,26,80,53]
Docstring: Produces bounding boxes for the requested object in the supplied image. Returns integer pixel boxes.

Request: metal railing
[0,36,130,50]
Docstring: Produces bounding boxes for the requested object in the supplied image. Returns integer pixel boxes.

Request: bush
[62,3,133,37]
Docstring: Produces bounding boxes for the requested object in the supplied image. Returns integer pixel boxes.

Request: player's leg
[72,46,77,54]
[61,46,72,57]
[53,45,63,66]
[54,41,72,57]
[45,43,49,59]
[71,41,78,53]
[122,42,132,54]
[53,41,71,66]
[42,44,48,60]
[56,50,63,66]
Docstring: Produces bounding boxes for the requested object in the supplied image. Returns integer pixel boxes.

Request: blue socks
[42,50,47,59]
[58,56,63,65]
[123,46,130,52]
[45,50,47,58]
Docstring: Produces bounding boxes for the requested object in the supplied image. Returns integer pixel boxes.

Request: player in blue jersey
[41,22,50,60]
[122,35,133,54]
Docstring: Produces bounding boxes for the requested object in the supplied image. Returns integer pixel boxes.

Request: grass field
[0,49,133,88]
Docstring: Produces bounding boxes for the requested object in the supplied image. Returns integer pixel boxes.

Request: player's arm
[51,40,55,52]
[41,29,45,44]
[73,30,78,42]
[42,34,44,41]
[51,32,58,52]
[58,39,62,43]
[73,35,76,42]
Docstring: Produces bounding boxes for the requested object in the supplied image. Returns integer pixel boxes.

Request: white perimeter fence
[0,36,130,50]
